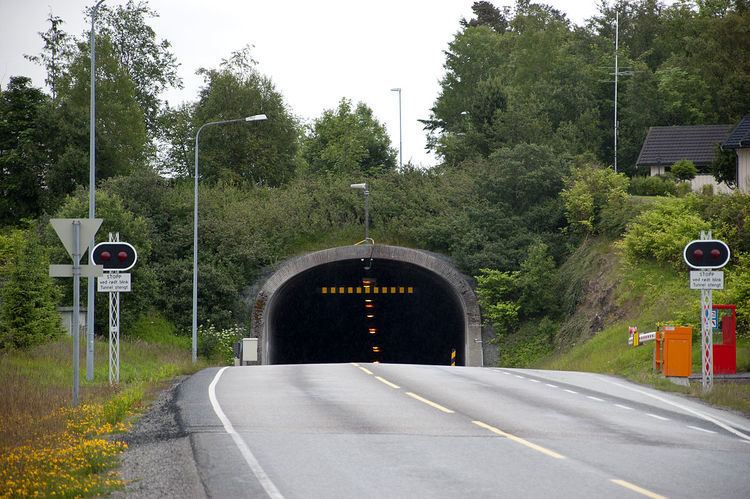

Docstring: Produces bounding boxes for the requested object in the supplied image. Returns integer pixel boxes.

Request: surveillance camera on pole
[350,183,371,244]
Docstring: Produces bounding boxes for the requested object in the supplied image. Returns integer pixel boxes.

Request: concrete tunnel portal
[253,245,483,366]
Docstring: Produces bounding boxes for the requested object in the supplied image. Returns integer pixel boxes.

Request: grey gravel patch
[112,376,206,498]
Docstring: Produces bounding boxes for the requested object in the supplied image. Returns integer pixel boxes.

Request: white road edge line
[646,413,670,421]
[563,389,578,394]
[605,380,750,442]
[687,425,717,434]
[610,479,666,499]
[545,383,558,388]
[586,396,604,402]
[615,404,634,411]
[209,367,285,499]
[528,379,540,383]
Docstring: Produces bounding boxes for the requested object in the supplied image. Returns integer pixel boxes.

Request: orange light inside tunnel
[366,314,375,319]
[372,346,381,353]
[368,328,377,334]
[365,303,374,309]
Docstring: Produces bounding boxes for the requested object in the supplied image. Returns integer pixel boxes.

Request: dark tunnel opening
[267,258,465,365]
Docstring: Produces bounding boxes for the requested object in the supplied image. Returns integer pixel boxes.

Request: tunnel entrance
[254,245,483,366]
[269,259,464,365]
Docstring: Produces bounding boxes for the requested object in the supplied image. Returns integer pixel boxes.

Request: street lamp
[87,0,106,381]
[192,114,267,363]
[350,182,371,244]
[390,87,402,169]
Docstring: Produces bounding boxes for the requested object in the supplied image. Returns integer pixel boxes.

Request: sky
[1,1,607,168]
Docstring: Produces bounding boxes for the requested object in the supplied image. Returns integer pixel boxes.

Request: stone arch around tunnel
[252,245,483,366]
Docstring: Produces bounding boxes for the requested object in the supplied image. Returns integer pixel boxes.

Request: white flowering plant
[198,323,244,364]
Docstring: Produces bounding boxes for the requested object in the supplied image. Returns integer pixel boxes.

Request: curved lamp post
[192,114,267,363]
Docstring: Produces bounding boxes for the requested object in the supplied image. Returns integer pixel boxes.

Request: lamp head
[350,183,367,190]
[245,114,268,122]
[390,87,401,92]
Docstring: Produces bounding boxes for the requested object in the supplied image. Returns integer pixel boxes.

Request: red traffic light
[683,240,730,269]
[92,242,138,271]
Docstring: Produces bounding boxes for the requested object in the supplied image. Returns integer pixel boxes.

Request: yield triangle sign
[50,218,103,261]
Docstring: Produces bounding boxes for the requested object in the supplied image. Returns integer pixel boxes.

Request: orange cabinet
[655,326,692,377]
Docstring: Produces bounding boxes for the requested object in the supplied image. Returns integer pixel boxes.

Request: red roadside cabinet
[713,305,737,375]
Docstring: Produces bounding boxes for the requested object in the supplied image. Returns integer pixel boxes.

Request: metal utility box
[713,305,737,375]
[655,326,692,377]
[242,337,259,364]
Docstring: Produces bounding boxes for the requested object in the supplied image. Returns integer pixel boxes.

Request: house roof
[636,125,733,167]
[722,116,750,150]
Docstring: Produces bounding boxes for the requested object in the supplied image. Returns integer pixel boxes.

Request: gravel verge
[112,376,206,498]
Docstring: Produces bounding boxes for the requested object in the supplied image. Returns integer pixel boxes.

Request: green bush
[198,323,243,364]
[629,176,678,196]
[671,159,698,181]
[727,253,750,338]
[475,269,519,336]
[561,165,629,234]
[620,197,710,268]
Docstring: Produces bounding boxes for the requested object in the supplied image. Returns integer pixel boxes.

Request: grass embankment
[538,239,750,416]
[0,335,202,497]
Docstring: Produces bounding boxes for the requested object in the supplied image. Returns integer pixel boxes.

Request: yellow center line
[357,366,373,375]
[405,392,454,413]
[472,420,565,460]
[375,376,400,389]
[610,479,667,499]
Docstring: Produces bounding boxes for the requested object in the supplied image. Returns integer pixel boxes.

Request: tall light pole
[390,87,402,169]
[87,0,106,381]
[350,183,370,244]
[192,114,267,363]
[613,10,619,173]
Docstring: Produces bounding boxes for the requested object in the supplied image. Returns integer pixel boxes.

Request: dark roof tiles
[722,116,750,150]
[636,125,733,167]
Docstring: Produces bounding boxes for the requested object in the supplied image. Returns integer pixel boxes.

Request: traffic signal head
[92,242,138,271]
[683,239,730,269]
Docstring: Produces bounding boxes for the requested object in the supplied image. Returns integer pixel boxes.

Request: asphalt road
[178,364,750,498]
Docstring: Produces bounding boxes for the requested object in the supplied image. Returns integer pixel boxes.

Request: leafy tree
[49,36,148,200]
[302,98,397,176]
[711,145,737,188]
[24,12,75,100]
[0,228,64,349]
[94,0,181,138]
[157,102,195,177]
[192,47,300,186]
[460,1,510,32]
[0,77,57,225]
[670,159,698,181]
[48,189,158,335]
[516,241,558,318]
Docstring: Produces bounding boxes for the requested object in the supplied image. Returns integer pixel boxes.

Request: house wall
[650,165,666,176]
[738,148,750,194]
[690,174,733,194]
